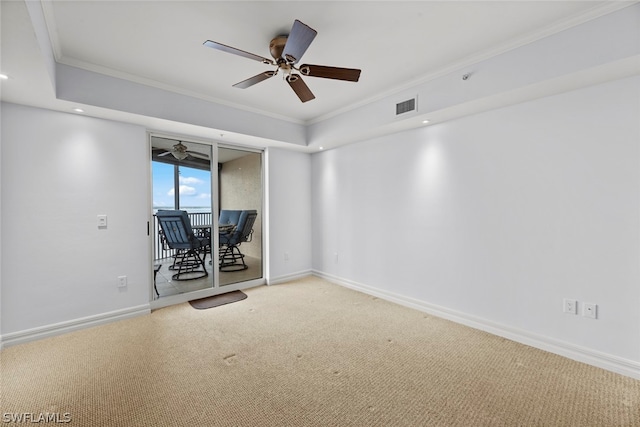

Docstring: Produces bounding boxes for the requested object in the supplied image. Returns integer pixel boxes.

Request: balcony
[152,211,262,298]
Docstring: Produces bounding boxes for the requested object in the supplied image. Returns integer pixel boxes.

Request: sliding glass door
[150,136,263,302]
[218,147,263,286]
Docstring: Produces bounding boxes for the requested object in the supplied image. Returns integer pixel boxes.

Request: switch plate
[97,214,108,228]
[583,303,597,319]
[563,298,577,314]
[117,276,127,288]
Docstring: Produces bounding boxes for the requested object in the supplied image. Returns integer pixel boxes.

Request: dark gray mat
[189,290,247,310]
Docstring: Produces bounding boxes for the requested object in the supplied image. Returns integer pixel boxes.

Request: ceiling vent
[396,98,416,116]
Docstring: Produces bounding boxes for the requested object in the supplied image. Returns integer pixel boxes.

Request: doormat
[189,290,247,310]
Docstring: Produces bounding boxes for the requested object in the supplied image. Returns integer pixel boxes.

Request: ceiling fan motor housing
[269,36,288,61]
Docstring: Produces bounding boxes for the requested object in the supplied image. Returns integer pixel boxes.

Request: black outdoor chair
[156,210,210,281]
[219,210,258,272]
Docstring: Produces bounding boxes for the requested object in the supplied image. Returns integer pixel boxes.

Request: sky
[152,161,211,211]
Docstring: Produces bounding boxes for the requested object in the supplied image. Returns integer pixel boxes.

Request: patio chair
[219,210,258,272]
[156,210,210,281]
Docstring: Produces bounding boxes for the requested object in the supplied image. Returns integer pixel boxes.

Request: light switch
[97,214,108,228]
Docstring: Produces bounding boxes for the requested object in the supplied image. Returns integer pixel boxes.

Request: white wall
[0,102,315,343]
[56,64,307,147]
[1,103,151,339]
[311,76,640,371]
[266,148,312,283]
[307,4,640,150]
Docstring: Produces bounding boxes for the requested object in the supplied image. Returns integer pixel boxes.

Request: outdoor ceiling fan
[157,142,209,161]
[203,19,361,103]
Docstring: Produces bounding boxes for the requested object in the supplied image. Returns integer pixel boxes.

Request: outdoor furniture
[156,210,210,281]
[219,209,257,272]
[153,264,162,297]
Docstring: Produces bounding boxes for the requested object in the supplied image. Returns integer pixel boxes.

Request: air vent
[396,98,416,115]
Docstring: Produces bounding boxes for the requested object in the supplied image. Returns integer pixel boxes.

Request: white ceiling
[0,1,634,146]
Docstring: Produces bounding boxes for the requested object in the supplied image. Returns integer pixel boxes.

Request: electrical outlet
[563,298,577,314]
[117,276,127,288]
[284,252,289,262]
[583,303,597,319]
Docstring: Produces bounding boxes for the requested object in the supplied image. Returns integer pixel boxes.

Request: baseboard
[312,270,640,380]
[0,304,151,349]
[267,269,313,285]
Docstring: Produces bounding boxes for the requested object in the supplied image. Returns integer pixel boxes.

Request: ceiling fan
[203,19,361,103]
[156,142,209,161]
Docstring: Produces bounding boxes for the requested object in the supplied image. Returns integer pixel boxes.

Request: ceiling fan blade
[286,74,315,103]
[186,151,209,160]
[203,40,275,65]
[233,71,276,89]
[299,64,361,82]
[158,151,172,157]
[282,20,317,64]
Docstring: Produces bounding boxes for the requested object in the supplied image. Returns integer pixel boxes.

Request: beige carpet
[1,276,638,426]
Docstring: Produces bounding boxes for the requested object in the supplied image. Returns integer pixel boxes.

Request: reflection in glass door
[218,147,263,286]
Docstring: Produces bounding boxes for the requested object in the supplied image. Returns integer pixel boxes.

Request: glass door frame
[148,132,266,310]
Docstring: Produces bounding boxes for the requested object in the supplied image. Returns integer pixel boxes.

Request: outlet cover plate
[583,303,597,319]
[563,298,577,315]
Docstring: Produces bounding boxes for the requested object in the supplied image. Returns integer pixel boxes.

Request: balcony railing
[153,211,212,261]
